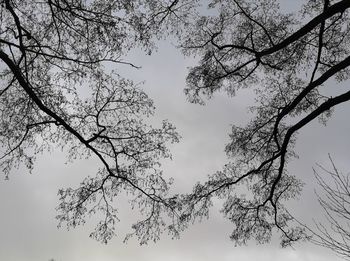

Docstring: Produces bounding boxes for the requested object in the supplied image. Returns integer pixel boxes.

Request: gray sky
[1,1,350,260]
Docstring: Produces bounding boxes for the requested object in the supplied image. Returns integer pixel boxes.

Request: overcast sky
[1,1,350,261]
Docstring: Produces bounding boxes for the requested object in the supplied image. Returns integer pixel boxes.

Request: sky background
[1,1,350,260]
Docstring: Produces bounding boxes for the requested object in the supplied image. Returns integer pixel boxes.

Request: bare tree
[174,0,350,247]
[0,0,197,244]
[308,156,350,259]
[3,0,350,249]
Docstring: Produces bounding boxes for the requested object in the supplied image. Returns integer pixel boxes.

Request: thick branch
[0,49,165,205]
[258,0,350,56]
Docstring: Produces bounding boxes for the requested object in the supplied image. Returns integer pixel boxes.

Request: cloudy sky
[1,1,350,260]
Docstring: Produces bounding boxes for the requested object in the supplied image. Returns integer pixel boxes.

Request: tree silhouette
[176,0,350,247]
[2,0,350,250]
[0,0,196,244]
[309,156,350,259]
